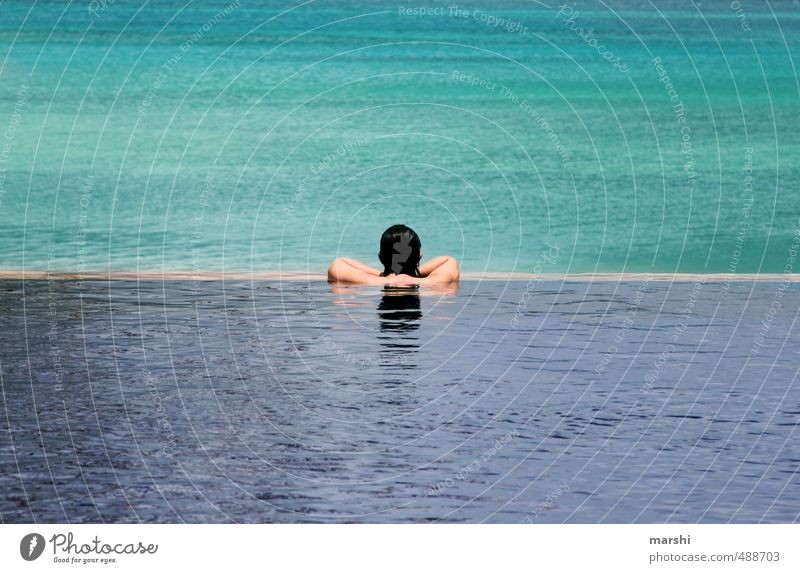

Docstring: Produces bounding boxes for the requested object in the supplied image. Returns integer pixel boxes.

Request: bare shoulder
[419,256,459,284]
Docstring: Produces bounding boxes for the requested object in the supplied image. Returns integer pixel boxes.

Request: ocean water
[1,278,798,523]
[0,0,799,273]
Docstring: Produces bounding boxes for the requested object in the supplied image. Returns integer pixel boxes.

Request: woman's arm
[337,257,382,276]
[419,256,455,277]
[328,256,459,286]
[417,256,459,284]
[327,257,384,284]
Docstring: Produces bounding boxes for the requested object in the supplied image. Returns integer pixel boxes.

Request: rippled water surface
[1,278,799,523]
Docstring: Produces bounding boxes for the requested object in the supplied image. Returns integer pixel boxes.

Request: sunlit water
[1,278,798,523]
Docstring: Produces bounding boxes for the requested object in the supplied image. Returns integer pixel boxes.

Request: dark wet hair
[379,224,422,277]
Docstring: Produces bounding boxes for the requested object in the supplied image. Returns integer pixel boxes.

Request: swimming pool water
[1,278,798,523]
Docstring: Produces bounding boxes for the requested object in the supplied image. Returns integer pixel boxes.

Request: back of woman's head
[379,224,422,276]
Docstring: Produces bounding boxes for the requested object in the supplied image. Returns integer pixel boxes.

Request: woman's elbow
[447,257,460,279]
[433,256,459,282]
[327,257,346,282]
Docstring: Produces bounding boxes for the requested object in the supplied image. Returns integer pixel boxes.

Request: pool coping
[2,271,799,282]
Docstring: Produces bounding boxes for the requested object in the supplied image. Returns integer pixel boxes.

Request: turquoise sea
[0,0,798,273]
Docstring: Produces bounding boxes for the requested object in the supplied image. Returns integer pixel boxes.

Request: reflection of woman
[327,225,459,286]
[378,288,422,332]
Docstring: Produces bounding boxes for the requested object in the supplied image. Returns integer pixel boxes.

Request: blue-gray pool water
[0,278,798,523]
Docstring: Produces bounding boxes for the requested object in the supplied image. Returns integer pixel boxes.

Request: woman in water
[327,224,459,285]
